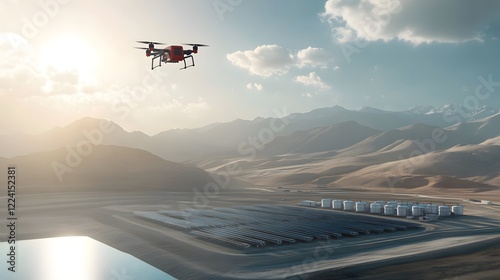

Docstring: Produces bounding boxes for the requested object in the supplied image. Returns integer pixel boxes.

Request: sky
[1,0,500,135]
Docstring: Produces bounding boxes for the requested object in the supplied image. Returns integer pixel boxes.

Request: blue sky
[1,0,500,135]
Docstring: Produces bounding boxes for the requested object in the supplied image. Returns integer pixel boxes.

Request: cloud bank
[323,0,500,44]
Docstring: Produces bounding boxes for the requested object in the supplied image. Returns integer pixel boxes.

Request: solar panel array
[135,204,420,249]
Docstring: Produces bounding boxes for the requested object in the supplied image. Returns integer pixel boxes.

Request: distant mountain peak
[406,104,499,121]
[65,116,109,127]
[406,105,436,114]
[355,106,386,113]
[330,105,347,111]
[63,117,124,132]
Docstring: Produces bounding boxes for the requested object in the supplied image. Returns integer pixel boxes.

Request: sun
[40,36,96,74]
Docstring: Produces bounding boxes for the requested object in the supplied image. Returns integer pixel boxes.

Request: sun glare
[42,236,97,280]
[40,36,96,74]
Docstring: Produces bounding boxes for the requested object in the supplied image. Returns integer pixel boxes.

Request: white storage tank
[356,202,368,212]
[412,206,425,217]
[343,200,355,211]
[370,203,383,214]
[332,200,344,210]
[355,202,364,212]
[438,205,450,216]
[426,204,438,215]
[356,201,366,212]
[451,205,464,215]
[321,198,332,208]
[384,204,396,216]
[365,203,371,212]
[397,205,409,216]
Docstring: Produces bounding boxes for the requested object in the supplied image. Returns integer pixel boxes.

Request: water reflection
[0,236,176,280]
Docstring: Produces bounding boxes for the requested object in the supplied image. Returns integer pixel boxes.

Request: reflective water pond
[0,236,176,280]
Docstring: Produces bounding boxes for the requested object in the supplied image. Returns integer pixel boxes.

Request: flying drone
[135,41,209,70]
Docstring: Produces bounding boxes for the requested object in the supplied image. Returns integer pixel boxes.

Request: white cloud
[294,72,331,90]
[227,45,294,77]
[323,0,500,44]
[246,82,263,91]
[228,45,334,76]
[296,47,330,68]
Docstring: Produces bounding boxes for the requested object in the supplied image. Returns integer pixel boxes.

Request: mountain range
[2,104,499,161]
[1,104,499,194]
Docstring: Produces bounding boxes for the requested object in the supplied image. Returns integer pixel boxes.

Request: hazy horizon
[1,102,499,137]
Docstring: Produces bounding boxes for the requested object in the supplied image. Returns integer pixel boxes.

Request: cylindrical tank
[412,206,425,217]
[370,203,383,214]
[397,205,409,216]
[438,205,450,216]
[426,204,438,215]
[386,202,399,209]
[343,200,355,211]
[355,202,368,212]
[451,205,464,215]
[365,203,371,212]
[332,200,343,210]
[321,198,332,208]
[384,204,396,215]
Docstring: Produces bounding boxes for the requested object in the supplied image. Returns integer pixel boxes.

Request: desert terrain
[1,106,499,279]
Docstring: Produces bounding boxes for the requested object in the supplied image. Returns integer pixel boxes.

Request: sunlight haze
[1,0,500,135]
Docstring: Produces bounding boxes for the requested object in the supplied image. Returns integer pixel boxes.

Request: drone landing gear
[151,55,163,70]
[180,55,195,70]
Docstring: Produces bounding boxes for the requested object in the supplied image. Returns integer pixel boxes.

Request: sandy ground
[1,190,500,279]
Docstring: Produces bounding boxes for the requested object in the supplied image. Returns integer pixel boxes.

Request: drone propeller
[136,41,166,45]
[134,47,163,51]
[183,43,209,54]
[183,43,209,47]
[134,47,163,57]
[136,41,166,52]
